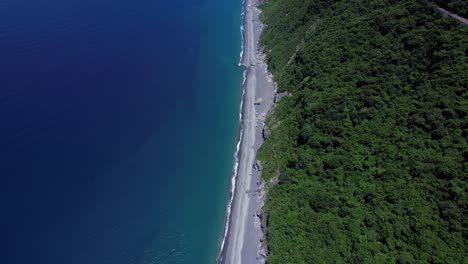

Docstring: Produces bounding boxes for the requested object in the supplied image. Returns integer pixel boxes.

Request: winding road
[436,6,468,24]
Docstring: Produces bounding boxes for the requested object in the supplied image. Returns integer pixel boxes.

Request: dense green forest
[257,0,467,263]
[435,0,468,17]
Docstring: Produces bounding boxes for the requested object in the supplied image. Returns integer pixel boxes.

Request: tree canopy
[257,0,467,263]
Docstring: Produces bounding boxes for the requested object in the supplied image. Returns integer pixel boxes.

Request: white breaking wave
[239,25,244,66]
[218,0,248,261]
[238,0,246,66]
[218,72,246,260]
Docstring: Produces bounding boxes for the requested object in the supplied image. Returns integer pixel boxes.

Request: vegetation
[257,0,467,263]
[435,0,468,17]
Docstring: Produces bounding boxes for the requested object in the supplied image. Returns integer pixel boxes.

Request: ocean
[0,0,242,263]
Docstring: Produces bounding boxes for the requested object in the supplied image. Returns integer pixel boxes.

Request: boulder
[262,126,271,140]
[253,160,263,171]
[274,91,289,103]
[256,209,264,221]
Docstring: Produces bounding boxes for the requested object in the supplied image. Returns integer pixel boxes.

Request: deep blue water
[0,0,241,263]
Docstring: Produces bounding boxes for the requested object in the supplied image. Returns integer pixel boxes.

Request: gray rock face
[269,174,280,186]
[257,209,268,233]
[262,126,271,140]
[253,160,263,171]
[256,209,263,221]
[274,91,290,103]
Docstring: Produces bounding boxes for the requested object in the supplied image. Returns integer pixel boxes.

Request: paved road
[437,6,468,24]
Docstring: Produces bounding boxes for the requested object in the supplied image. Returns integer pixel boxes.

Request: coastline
[218,0,276,263]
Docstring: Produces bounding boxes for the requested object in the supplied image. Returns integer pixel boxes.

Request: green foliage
[258,0,467,263]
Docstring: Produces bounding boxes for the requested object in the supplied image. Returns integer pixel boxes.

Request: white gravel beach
[218,0,276,263]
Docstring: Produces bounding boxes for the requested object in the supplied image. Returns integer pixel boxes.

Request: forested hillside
[257,0,467,263]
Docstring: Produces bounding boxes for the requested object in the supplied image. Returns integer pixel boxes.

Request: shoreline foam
[217,0,276,262]
[217,75,246,260]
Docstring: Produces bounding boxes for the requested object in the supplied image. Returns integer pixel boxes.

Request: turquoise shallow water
[0,0,241,263]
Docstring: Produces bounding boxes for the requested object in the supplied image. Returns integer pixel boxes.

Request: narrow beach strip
[218,0,276,262]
